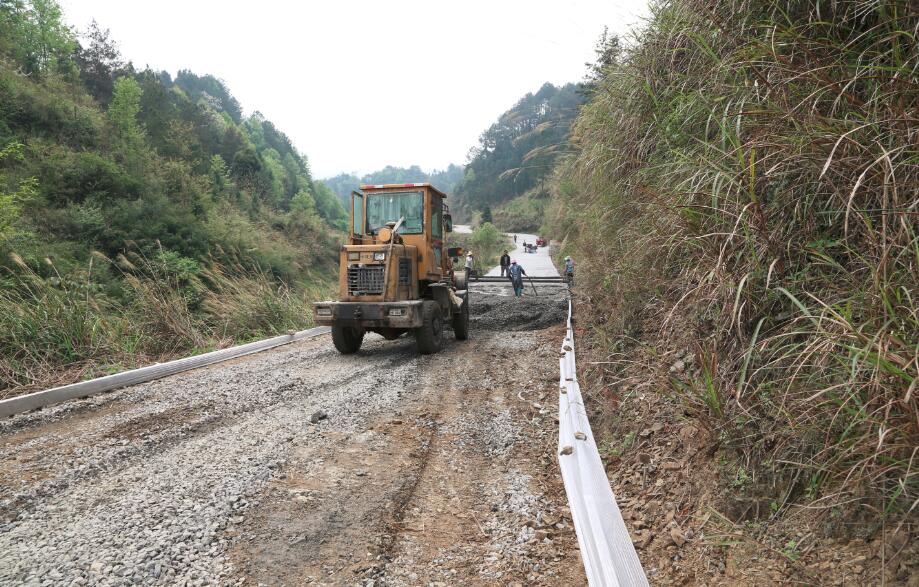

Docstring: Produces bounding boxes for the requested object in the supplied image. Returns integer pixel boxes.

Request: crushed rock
[448,407,519,457]
[469,282,569,332]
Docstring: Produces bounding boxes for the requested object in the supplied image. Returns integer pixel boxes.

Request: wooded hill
[323,83,582,230]
[0,1,342,394]
[452,82,582,226]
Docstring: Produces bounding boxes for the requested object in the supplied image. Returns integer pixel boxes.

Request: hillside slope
[453,82,582,223]
[546,0,917,581]
[0,2,341,394]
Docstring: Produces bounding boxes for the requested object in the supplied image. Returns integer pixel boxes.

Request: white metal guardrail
[0,326,331,418]
[558,300,649,586]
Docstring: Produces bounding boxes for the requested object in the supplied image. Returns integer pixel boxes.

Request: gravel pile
[469,283,568,332]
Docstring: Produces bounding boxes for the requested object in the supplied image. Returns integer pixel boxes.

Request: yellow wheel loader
[313,183,469,354]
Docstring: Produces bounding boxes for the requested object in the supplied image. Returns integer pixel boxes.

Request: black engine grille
[398,257,411,285]
[347,265,385,295]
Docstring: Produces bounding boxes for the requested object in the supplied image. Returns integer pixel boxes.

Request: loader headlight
[316,307,332,316]
[388,307,405,316]
[347,252,360,261]
[373,252,386,261]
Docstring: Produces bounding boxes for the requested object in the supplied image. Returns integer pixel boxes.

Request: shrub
[470,222,505,270]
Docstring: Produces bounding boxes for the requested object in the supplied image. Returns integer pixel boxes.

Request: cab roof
[360,183,448,199]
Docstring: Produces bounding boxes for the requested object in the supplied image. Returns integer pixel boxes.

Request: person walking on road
[464,251,474,280]
[513,234,517,244]
[507,259,527,298]
[499,250,511,277]
[564,255,574,284]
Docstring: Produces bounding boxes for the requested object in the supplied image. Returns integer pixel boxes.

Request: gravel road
[0,283,582,586]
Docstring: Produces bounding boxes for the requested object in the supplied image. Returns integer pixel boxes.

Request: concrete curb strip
[0,326,331,418]
[558,300,649,586]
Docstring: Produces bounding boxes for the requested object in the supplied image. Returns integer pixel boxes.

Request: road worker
[507,259,527,298]
[464,251,474,280]
[564,256,574,284]
[499,250,511,277]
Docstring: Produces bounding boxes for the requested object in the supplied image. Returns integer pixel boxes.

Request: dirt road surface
[0,283,581,586]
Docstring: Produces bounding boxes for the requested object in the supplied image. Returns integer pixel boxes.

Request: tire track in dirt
[0,334,434,585]
[0,336,425,524]
[228,325,586,587]
[372,328,585,586]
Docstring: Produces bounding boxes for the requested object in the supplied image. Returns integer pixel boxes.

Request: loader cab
[350,183,452,280]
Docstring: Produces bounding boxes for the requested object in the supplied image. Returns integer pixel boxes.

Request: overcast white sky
[60,1,649,178]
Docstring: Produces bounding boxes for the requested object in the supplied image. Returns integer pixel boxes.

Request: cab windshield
[366,191,424,235]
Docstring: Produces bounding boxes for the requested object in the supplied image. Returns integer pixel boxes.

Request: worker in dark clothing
[499,250,511,277]
[507,260,527,298]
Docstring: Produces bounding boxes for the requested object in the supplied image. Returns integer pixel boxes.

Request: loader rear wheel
[415,301,443,354]
[453,295,469,340]
[332,325,364,354]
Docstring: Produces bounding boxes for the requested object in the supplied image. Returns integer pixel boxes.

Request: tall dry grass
[0,249,331,397]
[549,0,917,524]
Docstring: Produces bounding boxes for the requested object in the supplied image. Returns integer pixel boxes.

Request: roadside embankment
[545,1,918,583]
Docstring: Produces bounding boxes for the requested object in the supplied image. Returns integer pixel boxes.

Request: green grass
[493,187,550,233]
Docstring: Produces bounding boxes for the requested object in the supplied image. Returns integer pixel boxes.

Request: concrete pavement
[485,232,559,277]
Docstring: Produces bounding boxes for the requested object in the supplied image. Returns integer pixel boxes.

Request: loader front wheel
[452,295,469,341]
[415,301,443,354]
[332,325,364,354]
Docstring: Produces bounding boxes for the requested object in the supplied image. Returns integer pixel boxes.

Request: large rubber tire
[414,300,443,354]
[331,325,364,354]
[452,295,469,340]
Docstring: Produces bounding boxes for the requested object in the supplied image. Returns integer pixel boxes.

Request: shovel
[526,275,538,297]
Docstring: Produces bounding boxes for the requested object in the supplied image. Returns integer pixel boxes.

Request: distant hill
[323,164,464,205]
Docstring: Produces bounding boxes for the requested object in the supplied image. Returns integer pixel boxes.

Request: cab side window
[431,195,443,240]
[352,193,364,236]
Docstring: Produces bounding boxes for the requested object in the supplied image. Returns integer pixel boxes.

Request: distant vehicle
[314,183,469,355]
[536,237,549,247]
